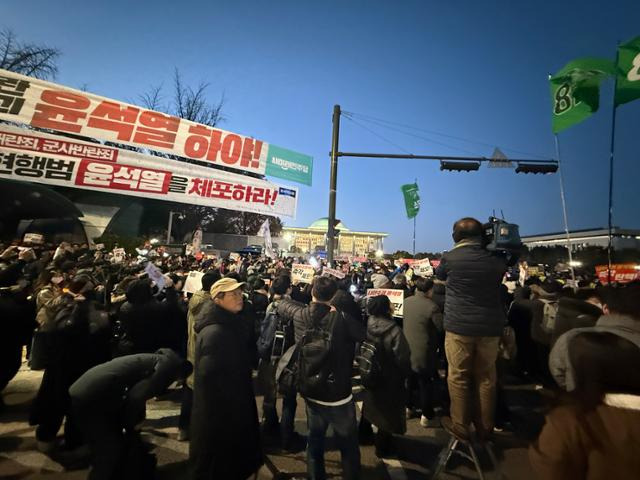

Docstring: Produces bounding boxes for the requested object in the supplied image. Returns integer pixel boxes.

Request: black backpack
[356,333,382,389]
[296,310,338,399]
[257,302,294,362]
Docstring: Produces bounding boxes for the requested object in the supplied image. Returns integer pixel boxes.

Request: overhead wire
[341,113,414,155]
[343,110,549,160]
[344,112,483,157]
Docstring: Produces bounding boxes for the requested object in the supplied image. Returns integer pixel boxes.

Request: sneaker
[440,416,470,442]
[177,429,189,441]
[420,415,433,428]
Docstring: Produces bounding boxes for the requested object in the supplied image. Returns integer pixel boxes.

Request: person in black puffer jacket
[117,278,171,355]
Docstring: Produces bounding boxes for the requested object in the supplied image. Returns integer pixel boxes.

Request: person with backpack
[360,295,411,458]
[256,275,302,450]
[277,276,365,480]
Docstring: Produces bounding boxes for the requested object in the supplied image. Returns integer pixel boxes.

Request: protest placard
[292,263,315,284]
[367,288,404,318]
[112,248,126,263]
[144,262,166,289]
[183,271,205,294]
[322,267,346,279]
[23,233,44,244]
[413,258,433,277]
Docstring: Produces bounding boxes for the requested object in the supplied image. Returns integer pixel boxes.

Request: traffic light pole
[326,105,558,264]
[327,105,341,265]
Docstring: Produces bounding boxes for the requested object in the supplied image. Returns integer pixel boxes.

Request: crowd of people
[0,216,639,480]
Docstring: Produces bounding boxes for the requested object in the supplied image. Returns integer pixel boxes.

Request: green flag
[401,183,420,219]
[615,36,640,106]
[550,58,616,133]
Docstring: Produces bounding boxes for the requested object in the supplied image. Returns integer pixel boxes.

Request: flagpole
[413,178,417,257]
[553,134,576,285]
[606,46,621,284]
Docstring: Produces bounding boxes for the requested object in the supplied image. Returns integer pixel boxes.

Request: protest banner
[322,267,346,279]
[0,124,298,218]
[23,233,44,244]
[183,271,205,294]
[412,258,433,277]
[112,247,126,263]
[144,262,166,289]
[595,264,639,285]
[292,263,315,284]
[430,259,441,269]
[367,288,404,318]
[0,125,298,217]
[0,68,311,183]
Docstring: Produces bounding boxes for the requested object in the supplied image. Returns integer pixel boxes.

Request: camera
[483,216,522,253]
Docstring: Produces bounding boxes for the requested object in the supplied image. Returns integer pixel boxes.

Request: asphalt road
[0,359,546,479]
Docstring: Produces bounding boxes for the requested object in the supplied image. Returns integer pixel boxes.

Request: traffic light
[515,163,558,174]
[440,160,481,172]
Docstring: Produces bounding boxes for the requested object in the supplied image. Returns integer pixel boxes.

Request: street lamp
[167,211,185,244]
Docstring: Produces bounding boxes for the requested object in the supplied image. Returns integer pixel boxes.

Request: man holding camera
[436,217,516,442]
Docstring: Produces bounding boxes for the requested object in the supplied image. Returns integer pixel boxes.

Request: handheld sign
[413,258,433,277]
[183,271,205,294]
[367,288,404,318]
[112,248,126,263]
[23,233,44,244]
[292,263,315,284]
[144,262,166,289]
[322,267,346,279]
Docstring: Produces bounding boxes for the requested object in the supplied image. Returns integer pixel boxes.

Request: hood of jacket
[307,302,332,324]
[367,315,397,337]
[189,290,211,317]
[194,303,239,334]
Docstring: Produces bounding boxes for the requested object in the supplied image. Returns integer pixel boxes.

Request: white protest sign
[23,233,44,244]
[112,248,126,263]
[292,263,315,284]
[322,267,346,279]
[144,262,166,289]
[183,271,205,294]
[413,258,433,277]
[367,288,404,318]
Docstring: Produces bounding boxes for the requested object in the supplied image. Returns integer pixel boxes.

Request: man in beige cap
[189,278,263,479]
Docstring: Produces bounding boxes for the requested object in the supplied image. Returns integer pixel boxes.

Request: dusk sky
[4,1,640,252]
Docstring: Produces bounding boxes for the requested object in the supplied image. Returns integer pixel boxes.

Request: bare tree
[172,68,225,127]
[0,28,60,79]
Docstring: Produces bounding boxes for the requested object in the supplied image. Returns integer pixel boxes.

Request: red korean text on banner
[75,159,171,194]
[595,264,640,285]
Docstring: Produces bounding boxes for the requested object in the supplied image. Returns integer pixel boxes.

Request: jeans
[445,331,500,436]
[305,399,360,480]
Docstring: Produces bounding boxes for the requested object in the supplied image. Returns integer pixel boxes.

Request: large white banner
[0,124,298,218]
[0,68,292,176]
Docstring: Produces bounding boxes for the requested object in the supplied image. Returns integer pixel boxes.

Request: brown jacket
[529,394,640,480]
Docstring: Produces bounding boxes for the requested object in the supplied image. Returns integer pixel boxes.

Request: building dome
[308,217,350,232]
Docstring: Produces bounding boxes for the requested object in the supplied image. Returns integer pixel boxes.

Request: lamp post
[166,211,183,244]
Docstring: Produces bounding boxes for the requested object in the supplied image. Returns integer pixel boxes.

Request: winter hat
[371,273,389,289]
[210,277,245,299]
[393,273,407,285]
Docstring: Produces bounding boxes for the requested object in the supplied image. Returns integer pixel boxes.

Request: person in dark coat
[189,278,263,480]
[362,295,411,458]
[403,277,442,424]
[69,348,191,480]
[117,278,171,355]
